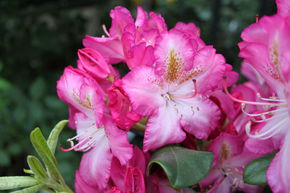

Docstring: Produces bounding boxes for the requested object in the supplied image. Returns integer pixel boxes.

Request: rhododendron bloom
[57,67,132,190]
[122,26,237,151]
[234,6,290,192]
[83,6,167,69]
[200,133,262,193]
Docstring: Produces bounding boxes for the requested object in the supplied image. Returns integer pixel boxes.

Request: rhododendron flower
[231,5,290,192]
[122,26,237,151]
[57,67,132,190]
[83,6,167,69]
[200,133,263,193]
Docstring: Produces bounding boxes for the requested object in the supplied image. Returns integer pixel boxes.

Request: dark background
[0,0,276,191]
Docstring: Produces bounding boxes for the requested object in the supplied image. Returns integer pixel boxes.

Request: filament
[222,77,284,107]
[102,24,110,37]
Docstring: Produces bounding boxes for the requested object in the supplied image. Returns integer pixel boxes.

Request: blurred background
[0,0,276,191]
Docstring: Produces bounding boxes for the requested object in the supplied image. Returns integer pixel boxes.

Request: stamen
[222,77,284,107]
[102,24,110,37]
[60,138,89,152]
[245,114,288,139]
[241,103,282,117]
[256,93,286,102]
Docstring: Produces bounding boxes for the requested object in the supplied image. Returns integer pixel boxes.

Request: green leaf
[148,146,213,188]
[243,152,276,185]
[0,78,12,90]
[27,155,48,180]
[30,127,61,180]
[47,120,68,154]
[0,176,39,190]
[11,184,44,193]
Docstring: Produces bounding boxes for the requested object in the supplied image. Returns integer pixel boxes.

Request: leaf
[30,128,61,180]
[0,176,39,190]
[243,152,276,185]
[11,184,44,193]
[27,155,48,180]
[148,146,213,188]
[47,120,68,154]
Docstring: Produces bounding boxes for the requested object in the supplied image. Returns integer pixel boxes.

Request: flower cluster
[57,1,290,192]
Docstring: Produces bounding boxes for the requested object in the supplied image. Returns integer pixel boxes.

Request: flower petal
[56,66,104,127]
[83,35,124,64]
[104,117,133,165]
[143,106,186,151]
[79,130,112,190]
[154,30,195,78]
[124,167,145,193]
[122,66,164,116]
[179,96,220,140]
[108,79,141,130]
[75,170,100,193]
[77,48,111,79]
[109,6,134,38]
[267,131,290,193]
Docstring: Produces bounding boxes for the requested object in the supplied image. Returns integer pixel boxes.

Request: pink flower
[230,9,290,193]
[122,26,236,151]
[83,6,166,69]
[200,133,263,193]
[57,67,133,190]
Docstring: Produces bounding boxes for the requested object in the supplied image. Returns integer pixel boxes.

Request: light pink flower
[83,6,166,69]
[57,67,133,190]
[122,27,236,151]
[234,10,290,193]
[200,133,263,193]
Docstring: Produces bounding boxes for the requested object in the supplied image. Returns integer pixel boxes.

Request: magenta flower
[122,25,236,151]
[83,6,166,69]
[57,67,132,190]
[226,6,290,192]
[200,133,263,193]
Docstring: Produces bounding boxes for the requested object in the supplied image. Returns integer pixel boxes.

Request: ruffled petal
[122,66,164,116]
[108,79,141,130]
[154,30,195,78]
[124,167,145,193]
[75,170,100,193]
[77,48,111,79]
[239,14,290,93]
[143,106,186,151]
[135,6,148,27]
[56,66,104,127]
[209,133,244,165]
[245,137,276,154]
[79,129,112,190]
[174,22,205,50]
[83,35,124,64]
[179,96,220,140]
[109,6,134,38]
[104,117,133,165]
[191,46,227,94]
